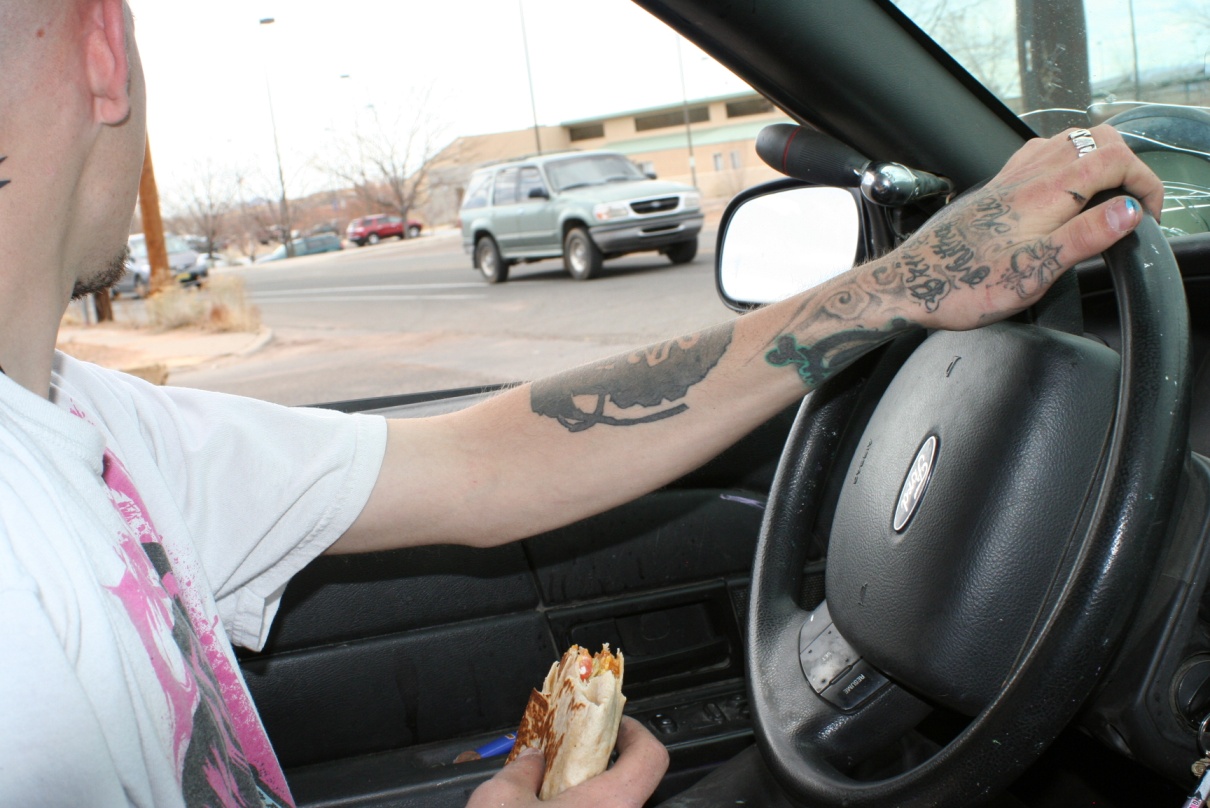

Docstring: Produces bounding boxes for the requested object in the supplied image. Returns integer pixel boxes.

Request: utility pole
[139,139,172,293]
[1016,0,1091,129]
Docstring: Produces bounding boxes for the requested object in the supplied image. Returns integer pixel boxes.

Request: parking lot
[168,225,733,406]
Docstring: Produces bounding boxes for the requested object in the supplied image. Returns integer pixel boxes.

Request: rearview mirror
[716,184,863,310]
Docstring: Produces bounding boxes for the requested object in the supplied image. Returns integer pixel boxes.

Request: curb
[239,325,274,357]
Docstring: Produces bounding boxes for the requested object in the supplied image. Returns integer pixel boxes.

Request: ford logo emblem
[894,435,937,533]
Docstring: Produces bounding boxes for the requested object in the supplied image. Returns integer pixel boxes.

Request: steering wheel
[747,214,1191,806]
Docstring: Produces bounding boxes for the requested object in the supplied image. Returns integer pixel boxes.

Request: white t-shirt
[0,353,387,807]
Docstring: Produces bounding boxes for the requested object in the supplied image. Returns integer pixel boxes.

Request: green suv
[459,151,703,282]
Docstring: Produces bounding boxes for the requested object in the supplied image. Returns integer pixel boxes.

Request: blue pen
[475,733,518,759]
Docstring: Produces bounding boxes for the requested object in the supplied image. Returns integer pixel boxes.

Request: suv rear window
[462,172,492,210]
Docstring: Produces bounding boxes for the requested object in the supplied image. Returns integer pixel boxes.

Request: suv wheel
[367,233,380,246]
[563,227,602,281]
[476,236,509,283]
[665,239,698,265]
[407,225,421,239]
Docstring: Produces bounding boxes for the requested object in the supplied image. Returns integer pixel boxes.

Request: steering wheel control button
[800,623,860,694]
[820,659,891,711]
[893,434,938,533]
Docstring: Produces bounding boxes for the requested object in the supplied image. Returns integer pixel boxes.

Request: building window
[712,153,724,172]
[725,96,775,118]
[730,151,742,170]
[569,122,605,142]
[634,106,709,132]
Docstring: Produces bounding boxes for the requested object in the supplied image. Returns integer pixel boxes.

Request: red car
[345,214,423,246]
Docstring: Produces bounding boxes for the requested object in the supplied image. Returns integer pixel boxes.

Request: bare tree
[172,162,237,257]
[324,87,448,225]
[899,0,1021,99]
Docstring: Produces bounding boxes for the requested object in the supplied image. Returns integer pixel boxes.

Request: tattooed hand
[886,124,1163,332]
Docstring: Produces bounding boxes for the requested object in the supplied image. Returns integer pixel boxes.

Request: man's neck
[0,223,82,398]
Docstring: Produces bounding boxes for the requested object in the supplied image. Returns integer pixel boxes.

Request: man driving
[0,1,1164,806]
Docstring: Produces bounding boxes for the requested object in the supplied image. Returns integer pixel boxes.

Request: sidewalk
[56,321,272,384]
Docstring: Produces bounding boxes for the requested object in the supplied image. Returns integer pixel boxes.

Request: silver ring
[1068,128,1097,158]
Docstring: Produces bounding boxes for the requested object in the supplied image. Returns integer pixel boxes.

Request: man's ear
[84,0,132,125]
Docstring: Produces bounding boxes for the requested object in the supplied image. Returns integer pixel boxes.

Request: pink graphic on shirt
[107,528,199,773]
[86,427,293,806]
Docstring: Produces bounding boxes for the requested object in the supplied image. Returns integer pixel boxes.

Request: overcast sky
[128,1,750,204]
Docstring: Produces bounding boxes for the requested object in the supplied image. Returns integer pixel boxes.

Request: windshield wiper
[604,175,637,183]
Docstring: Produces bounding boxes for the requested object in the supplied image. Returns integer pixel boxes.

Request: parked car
[459,150,703,282]
[112,233,206,297]
[228,1,1209,807]
[346,214,423,246]
[256,234,344,263]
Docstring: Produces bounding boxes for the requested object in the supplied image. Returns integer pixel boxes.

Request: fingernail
[517,745,543,760]
[1108,197,1141,232]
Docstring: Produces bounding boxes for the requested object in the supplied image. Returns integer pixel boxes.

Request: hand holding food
[506,644,627,799]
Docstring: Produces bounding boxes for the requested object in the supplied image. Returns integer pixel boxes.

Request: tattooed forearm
[0,156,9,191]
[765,319,908,388]
[531,324,733,432]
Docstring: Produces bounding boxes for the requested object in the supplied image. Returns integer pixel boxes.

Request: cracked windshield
[896,0,1210,236]
[68,1,1209,406]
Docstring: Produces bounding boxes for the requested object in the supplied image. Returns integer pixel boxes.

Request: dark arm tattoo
[531,324,733,432]
[765,319,907,388]
[0,156,9,191]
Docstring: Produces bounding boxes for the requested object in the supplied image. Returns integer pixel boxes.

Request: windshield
[894,0,1210,234]
[546,154,646,191]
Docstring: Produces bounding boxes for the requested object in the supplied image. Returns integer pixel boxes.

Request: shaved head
[0,0,143,300]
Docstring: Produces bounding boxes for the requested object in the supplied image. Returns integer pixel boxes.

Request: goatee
[72,246,131,300]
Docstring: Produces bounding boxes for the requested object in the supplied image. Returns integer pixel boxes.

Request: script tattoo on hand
[531,325,733,432]
[0,156,9,191]
[765,319,908,388]
[890,192,1024,313]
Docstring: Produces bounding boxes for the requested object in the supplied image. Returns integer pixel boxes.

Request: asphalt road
[171,227,736,406]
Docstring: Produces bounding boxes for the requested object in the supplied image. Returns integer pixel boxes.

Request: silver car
[113,234,207,297]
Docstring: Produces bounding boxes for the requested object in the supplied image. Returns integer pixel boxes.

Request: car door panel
[238,404,799,806]
[514,166,560,253]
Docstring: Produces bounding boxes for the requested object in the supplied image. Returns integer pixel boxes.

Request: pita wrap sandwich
[505,644,626,799]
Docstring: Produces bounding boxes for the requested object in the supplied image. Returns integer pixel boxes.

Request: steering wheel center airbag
[826,324,1120,714]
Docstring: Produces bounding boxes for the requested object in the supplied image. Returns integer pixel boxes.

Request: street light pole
[676,37,698,188]
[259,17,295,257]
[518,0,542,155]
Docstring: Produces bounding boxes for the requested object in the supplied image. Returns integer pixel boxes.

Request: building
[424,91,793,225]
